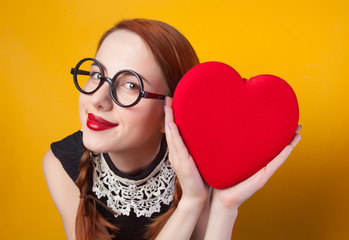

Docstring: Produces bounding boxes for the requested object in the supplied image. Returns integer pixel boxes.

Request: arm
[204,126,302,239]
[42,150,80,240]
[190,188,211,240]
[156,98,209,240]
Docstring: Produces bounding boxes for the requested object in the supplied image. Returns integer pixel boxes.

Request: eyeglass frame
[71,58,167,108]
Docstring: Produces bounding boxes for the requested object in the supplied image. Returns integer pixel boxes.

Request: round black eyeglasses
[71,58,167,108]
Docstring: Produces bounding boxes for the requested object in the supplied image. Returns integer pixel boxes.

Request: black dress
[51,131,175,240]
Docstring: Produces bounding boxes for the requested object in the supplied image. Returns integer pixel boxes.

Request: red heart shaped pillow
[172,62,299,189]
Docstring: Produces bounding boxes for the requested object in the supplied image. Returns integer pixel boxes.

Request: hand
[212,125,302,210]
[156,98,209,239]
[164,97,209,203]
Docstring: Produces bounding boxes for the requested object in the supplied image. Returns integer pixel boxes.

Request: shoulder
[42,149,80,239]
[50,130,85,182]
[42,149,61,174]
[43,149,77,197]
[42,149,80,209]
[42,131,85,239]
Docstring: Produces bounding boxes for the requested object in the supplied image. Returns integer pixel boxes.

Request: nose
[90,81,113,111]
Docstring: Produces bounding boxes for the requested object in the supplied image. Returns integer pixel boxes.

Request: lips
[86,113,118,131]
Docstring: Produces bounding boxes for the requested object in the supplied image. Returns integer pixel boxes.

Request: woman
[43,18,302,240]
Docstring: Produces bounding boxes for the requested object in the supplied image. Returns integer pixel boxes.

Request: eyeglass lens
[75,59,142,106]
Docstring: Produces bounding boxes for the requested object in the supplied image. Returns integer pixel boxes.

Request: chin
[81,131,108,153]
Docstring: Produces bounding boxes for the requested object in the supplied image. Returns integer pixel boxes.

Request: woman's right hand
[164,97,209,204]
[154,97,209,240]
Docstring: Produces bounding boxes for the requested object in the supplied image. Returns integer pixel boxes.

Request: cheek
[128,102,165,131]
[78,93,87,109]
[78,94,89,123]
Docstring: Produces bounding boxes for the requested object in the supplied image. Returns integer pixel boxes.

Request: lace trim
[92,150,175,218]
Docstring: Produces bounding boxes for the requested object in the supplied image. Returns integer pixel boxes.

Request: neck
[107,135,163,175]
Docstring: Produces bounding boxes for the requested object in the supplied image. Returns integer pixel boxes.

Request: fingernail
[296,125,302,132]
[167,122,171,130]
[294,135,302,146]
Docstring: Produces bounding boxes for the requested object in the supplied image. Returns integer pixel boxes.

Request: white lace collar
[92,149,175,218]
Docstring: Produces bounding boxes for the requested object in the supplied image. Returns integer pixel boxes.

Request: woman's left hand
[203,126,302,240]
[212,125,302,210]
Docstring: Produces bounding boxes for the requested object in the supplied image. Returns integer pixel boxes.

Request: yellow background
[1,0,348,239]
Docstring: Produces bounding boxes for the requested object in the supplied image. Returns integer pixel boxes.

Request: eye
[90,72,102,80]
[124,82,140,91]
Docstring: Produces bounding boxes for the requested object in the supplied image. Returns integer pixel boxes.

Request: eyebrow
[137,73,152,87]
[92,62,152,87]
[91,62,107,75]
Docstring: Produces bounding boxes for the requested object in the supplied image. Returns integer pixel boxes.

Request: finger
[165,96,172,107]
[232,146,291,201]
[265,129,302,177]
[264,131,302,181]
[163,99,205,193]
[234,136,299,196]
[164,97,175,144]
[245,132,301,188]
[243,132,301,182]
[289,132,302,148]
[164,97,190,161]
[164,97,175,136]
[164,105,177,158]
[164,99,177,141]
[264,145,292,177]
[296,124,302,133]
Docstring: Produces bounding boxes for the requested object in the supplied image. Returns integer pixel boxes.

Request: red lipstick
[86,113,118,131]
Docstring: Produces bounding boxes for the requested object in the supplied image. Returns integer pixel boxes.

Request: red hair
[75,18,199,240]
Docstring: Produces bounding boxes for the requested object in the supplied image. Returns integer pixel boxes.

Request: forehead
[95,30,158,75]
[95,30,168,93]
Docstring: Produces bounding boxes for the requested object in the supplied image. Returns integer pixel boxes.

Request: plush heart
[172,62,299,189]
